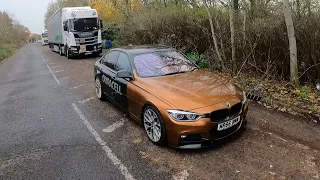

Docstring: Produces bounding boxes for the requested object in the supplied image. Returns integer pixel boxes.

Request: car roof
[111,45,174,55]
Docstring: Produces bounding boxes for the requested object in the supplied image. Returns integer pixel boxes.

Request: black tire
[94,52,101,57]
[95,77,106,101]
[59,46,63,56]
[66,47,72,59]
[240,117,248,131]
[143,106,167,146]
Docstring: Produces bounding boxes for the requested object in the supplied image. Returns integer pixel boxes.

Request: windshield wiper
[191,67,199,71]
[163,71,187,76]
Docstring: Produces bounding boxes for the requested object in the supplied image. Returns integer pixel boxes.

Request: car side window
[104,51,120,70]
[101,53,108,64]
[115,52,132,72]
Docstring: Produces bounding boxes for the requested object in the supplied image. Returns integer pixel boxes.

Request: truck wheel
[93,52,100,57]
[59,47,63,56]
[66,48,72,59]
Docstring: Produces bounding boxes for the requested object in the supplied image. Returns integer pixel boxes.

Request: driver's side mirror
[116,70,133,80]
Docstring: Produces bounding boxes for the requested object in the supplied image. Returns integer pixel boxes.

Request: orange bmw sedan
[94,45,249,149]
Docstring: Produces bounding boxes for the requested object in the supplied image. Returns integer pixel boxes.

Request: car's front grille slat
[210,102,243,122]
[210,109,229,122]
[230,102,242,116]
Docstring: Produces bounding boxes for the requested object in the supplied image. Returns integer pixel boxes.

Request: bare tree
[283,0,299,86]
[229,0,236,75]
[203,0,225,70]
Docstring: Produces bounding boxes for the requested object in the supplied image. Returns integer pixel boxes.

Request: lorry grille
[75,36,98,45]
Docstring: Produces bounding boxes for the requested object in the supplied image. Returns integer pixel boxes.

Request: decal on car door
[102,74,122,95]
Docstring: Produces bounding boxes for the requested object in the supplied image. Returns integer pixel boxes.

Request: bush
[186,52,207,68]
[0,44,15,61]
[102,25,119,41]
[117,5,320,84]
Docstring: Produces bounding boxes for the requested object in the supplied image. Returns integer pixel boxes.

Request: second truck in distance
[47,6,103,58]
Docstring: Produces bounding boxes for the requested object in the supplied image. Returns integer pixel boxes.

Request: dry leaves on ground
[233,74,320,116]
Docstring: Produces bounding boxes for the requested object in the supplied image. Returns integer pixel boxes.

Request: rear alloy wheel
[95,77,106,101]
[143,106,166,146]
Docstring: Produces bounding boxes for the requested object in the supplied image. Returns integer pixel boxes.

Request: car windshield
[133,50,198,77]
[71,18,98,32]
[41,33,47,38]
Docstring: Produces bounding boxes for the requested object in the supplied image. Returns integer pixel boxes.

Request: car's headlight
[167,110,204,121]
[242,91,247,104]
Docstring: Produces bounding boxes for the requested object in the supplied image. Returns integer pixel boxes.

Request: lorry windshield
[71,18,98,32]
[42,33,48,38]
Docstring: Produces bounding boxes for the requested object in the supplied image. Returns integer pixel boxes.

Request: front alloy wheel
[143,106,166,145]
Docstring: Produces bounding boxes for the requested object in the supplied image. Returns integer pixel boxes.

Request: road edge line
[71,103,135,180]
[47,64,60,85]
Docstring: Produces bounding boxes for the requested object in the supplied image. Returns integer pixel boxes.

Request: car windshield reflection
[133,51,198,77]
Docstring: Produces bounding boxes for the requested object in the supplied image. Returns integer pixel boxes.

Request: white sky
[0,0,53,34]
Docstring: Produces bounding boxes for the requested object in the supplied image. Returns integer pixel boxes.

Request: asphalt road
[0,44,319,180]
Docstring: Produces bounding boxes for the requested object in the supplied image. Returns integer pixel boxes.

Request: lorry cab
[47,6,103,58]
[41,30,48,46]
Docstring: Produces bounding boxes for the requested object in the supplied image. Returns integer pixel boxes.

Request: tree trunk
[163,0,167,7]
[229,0,236,75]
[283,0,299,87]
[249,0,256,18]
[242,11,247,64]
[215,16,226,61]
[296,0,301,19]
[203,0,225,70]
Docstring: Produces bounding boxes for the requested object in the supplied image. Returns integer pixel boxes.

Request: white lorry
[41,30,49,45]
[47,6,103,58]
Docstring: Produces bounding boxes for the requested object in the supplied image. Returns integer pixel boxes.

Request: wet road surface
[0,44,319,179]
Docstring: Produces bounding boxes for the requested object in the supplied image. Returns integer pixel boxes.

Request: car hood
[138,69,243,110]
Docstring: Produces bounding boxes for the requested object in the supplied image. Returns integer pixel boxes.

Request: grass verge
[0,43,23,64]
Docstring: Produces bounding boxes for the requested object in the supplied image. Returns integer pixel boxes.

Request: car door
[100,50,120,99]
[113,52,133,111]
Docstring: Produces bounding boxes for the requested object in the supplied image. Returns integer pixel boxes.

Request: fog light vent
[179,134,202,141]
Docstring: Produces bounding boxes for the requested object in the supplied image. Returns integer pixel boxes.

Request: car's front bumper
[177,117,247,149]
[163,101,249,149]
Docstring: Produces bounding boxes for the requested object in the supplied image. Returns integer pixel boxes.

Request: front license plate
[80,45,86,53]
[217,116,240,131]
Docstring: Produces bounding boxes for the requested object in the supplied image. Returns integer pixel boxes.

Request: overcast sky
[0,0,53,34]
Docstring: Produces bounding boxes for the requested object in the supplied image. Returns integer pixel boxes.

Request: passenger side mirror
[63,21,68,31]
[99,19,103,29]
[116,70,133,80]
[63,24,68,31]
